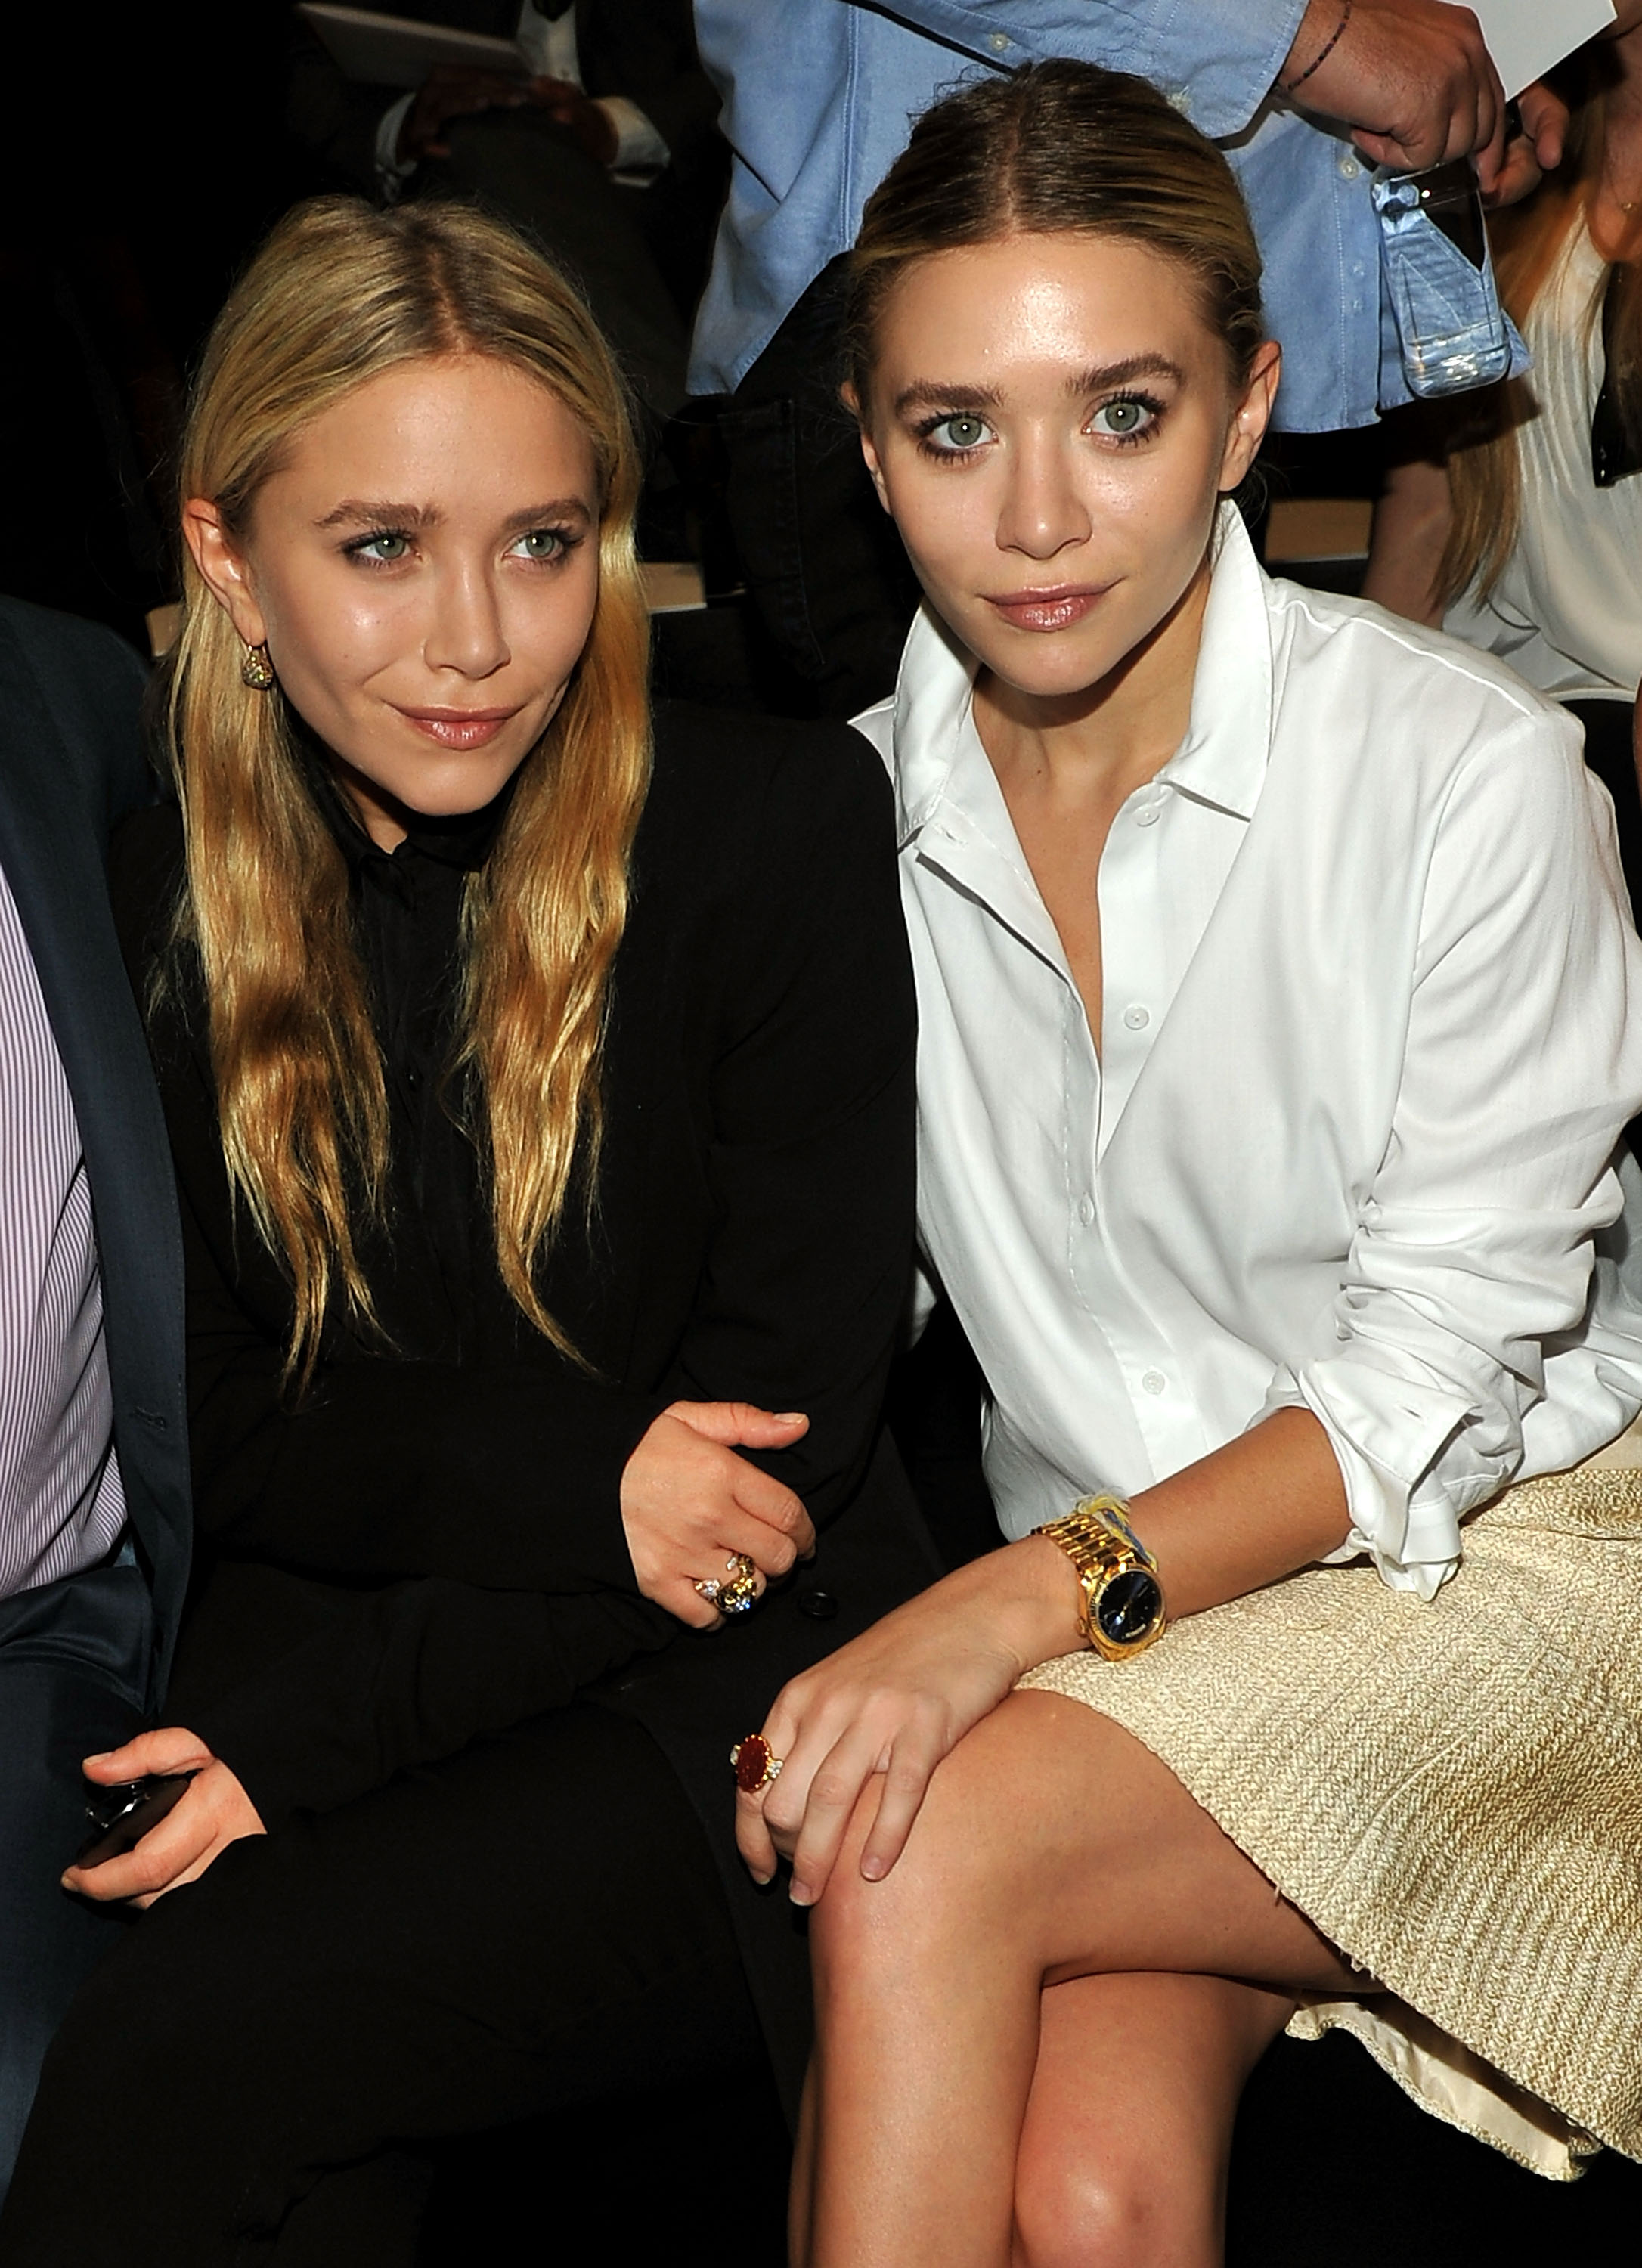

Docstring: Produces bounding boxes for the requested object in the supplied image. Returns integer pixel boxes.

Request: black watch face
[1097,1568,1163,1647]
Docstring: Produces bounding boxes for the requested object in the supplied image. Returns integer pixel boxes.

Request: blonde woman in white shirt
[727,60,1642,2268]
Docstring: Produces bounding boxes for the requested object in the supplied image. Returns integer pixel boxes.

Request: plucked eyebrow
[314,497,593,531]
[893,355,1188,421]
[893,380,1002,419]
[1065,355,1186,394]
[315,499,444,531]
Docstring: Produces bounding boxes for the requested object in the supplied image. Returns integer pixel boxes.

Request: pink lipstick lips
[986,584,1108,633]
[395,706,519,750]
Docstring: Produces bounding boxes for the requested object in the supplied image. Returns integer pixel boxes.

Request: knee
[1013,2146,1210,2268]
[805,1766,1014,1985]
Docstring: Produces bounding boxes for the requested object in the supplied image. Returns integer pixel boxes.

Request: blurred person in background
[1365,4,1642,924]
[288,0,725,425]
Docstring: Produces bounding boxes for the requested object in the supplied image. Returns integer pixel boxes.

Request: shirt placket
[1068,780,1206,1479]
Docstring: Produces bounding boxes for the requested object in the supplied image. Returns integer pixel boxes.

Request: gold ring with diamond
[693,1552,761,1617]
[731,1733,784,1792]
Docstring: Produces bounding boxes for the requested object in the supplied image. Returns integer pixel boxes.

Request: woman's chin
[971,640,1123,711]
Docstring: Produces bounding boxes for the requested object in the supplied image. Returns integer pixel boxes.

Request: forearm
[191,1354,663,1593]
[946,1408,1353,1677]
[1126,1408,1349,1618]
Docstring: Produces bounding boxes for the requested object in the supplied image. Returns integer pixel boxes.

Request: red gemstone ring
[731,1734,784,1794]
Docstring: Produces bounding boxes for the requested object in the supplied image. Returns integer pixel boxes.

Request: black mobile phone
[73,1773,195,1870]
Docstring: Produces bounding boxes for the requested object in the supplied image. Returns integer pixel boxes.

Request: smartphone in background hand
[74,1773,196,1871]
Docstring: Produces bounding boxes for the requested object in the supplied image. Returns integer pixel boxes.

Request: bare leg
[1011,1972,1292,2268]
[804,1691,1360,2268]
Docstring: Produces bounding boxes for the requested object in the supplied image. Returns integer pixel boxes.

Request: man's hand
[63,1729,265,1909]
[531,78,619,166]
[398,65,534,164]
[1489,80,1570,208]
[398,67,618,169]
[621,1400,816,1628]
[1287,0,1510,188]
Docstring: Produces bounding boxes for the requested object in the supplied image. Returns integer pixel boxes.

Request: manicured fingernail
[776,1413,805,1424]
[751,1870,773,1887]
[82,1752,109,1765]
[790,1882,814,1907]
[861,1856,887,1882]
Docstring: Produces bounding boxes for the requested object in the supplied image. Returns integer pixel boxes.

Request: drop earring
[240,642,275,690]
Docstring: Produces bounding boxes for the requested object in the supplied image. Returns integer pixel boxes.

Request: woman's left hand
[737,1537,1082,1907]
[61,1727,266,1910]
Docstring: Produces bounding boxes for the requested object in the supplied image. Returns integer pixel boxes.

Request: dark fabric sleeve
[173,1565,675,1829]
[285,26,399,194]
[184,1247,666,1597]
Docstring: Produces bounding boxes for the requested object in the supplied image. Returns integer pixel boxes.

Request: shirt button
[1122,1004,1150,1031]
[1142,1369,1167,1396]
[1077,1194,1095,1226]
[987,30,1010,48]
[1337,153,1362,179]
[1135,801,1161,828]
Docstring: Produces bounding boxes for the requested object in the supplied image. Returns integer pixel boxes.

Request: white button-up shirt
[853,509,1642,1597]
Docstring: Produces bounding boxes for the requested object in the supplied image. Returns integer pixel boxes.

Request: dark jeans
[715,257,923,720]
[0,1702,762,2266]
[0,1562,150,2204]
[427,112,691,425]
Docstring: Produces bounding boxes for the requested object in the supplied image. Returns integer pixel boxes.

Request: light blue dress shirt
[689,0,1408,432]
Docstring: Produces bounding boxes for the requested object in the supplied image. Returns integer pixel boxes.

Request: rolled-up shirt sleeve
[1262,711,1642,1597]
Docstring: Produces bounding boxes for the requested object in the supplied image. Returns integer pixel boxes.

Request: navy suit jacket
[0,597,188,1702]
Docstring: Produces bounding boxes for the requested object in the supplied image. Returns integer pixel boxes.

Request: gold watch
[1034,1495,1167,1662]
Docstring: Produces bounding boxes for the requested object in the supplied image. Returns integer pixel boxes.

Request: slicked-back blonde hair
[168,195,650,1383]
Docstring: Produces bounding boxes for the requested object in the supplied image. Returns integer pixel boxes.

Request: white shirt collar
[888,501,1275,847]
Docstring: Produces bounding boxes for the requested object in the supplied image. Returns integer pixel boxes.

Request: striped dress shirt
[0,850,124,1598]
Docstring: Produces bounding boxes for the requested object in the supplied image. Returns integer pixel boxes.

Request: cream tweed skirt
[1019,1436,1642,2180]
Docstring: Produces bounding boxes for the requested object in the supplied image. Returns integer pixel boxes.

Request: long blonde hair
[1441,51,1642,603]
[167,196,650,1383]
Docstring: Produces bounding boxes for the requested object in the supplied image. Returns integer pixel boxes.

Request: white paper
[1470,0,1616,99]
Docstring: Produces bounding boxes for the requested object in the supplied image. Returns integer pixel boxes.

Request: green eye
[1093,398,1154,440]
[355,531,410,562]
[930,414,989,452]
[512,528,565,562]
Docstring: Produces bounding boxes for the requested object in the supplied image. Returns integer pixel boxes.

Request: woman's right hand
[620,1401,816,1628]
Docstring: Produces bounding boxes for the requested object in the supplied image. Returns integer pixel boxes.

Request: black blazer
[112,701,940,2108]
[0,597,190,1699]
